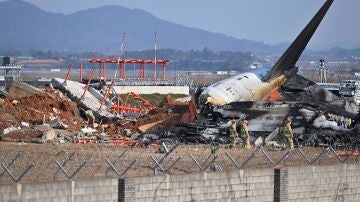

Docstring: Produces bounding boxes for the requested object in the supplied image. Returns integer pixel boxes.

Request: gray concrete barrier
[1,164,360,202]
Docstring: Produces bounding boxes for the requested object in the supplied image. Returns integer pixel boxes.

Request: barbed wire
[0,145,357,185]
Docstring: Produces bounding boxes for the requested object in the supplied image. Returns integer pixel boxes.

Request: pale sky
[5,0,360,49]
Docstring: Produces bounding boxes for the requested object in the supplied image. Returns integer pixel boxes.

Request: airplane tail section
[263,0,334,82]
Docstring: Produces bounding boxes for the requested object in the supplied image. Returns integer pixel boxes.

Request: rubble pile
[0,79,359,151]
[103,101,188,140]
[0,86,85,143]
[0,82,189,145]
[0,91,82,130]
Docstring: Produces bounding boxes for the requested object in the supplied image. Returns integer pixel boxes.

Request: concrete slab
[52,78,115,120]
[8,81,45,99]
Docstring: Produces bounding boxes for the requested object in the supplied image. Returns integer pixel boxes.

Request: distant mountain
[306,47,360,60]
[310,41,360,51]
[326,47,360,56]
[0,0,281,54]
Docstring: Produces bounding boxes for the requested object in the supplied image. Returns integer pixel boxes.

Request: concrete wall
[1,164,360,202]
[113,86,189,95]
[0,178,119,202]
[123,168,274,202]
[285,164,360,202]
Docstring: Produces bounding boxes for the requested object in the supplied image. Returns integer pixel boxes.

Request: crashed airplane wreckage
[175,0,360,148]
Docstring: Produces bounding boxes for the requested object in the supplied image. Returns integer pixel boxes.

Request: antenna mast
[116,32,126,80]
[154,32,157,85]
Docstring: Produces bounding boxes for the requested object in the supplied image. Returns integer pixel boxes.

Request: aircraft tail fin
[263,0,334,81]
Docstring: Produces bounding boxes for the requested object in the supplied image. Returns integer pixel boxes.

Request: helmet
[284,116,292,123]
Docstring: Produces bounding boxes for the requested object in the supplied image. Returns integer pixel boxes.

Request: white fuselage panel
[200,73,263,105]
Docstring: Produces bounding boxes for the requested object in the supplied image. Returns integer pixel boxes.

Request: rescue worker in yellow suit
[241,119,251,149]
[282,117,294,149]
[345,117,352,129]
[229,120,238,148]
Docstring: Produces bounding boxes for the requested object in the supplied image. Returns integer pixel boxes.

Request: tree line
[0,48,259,71]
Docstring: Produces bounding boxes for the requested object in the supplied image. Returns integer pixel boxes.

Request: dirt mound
[0,93,83,130]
